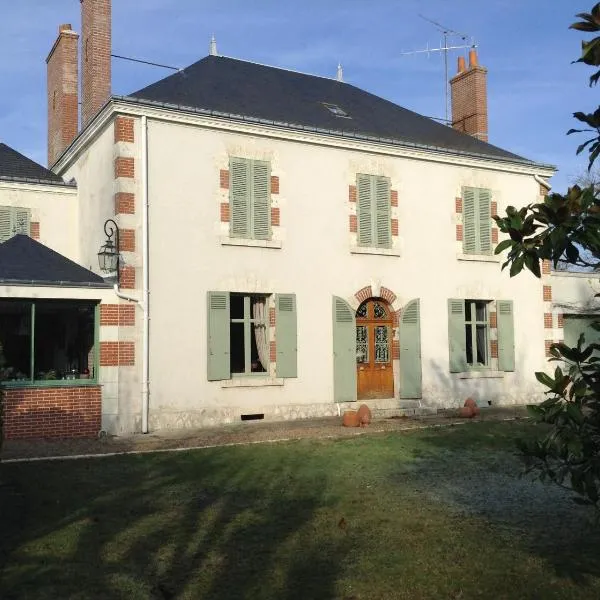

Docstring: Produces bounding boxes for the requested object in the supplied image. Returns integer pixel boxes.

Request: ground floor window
[230,294,268,375]
[465,299,489,368]
[0,299,98,383]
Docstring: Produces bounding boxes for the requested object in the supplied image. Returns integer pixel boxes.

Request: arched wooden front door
[356,299,394,399]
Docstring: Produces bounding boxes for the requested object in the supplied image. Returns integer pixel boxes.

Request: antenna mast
[401,15,475,123]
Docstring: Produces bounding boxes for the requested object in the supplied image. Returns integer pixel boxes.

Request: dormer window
[323,103,350,118]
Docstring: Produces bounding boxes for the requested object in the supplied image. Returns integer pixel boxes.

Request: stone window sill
[350,245,401,257]
[221,377,284,388]
[220,236,282,249]
[457,253,500,263]
[455,371,504,379]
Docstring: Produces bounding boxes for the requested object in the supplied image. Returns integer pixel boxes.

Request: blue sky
[0,0,596,190]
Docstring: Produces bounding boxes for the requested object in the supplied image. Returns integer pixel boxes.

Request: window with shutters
[462,187,492,256]
[0,206,31,243]
[356,174,392,249]
[230,294,269,375]
[465,300,490,368]
[229,157,271,241]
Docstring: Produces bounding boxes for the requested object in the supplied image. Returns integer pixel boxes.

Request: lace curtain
[252,298,269,371]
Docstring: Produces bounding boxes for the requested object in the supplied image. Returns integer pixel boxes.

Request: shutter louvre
[207,291,231,381]
[463,188,477,254]
[399,299,422,398]
[448,299,467,372]
[276,293,297,378]
[375,176,392,248]
[14,208,31,236]
[252,160,271,240]
[333,296,357,402]
[357,174,372,246]
[0,208,12,243]
[478,189,492,255]
[230,158,250,238]
[497,300,515,371]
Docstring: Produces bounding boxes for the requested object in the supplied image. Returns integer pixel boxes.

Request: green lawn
[1,421,600,600]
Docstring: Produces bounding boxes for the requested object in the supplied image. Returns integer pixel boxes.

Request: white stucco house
[1,0,597,439]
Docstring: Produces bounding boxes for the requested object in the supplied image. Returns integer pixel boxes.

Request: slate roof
[0,235,109,287]
[129,55,537,165]
[0,143,65,184]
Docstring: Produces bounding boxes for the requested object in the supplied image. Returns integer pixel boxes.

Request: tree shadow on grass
[0,444,351,600]
[393,421,600,587]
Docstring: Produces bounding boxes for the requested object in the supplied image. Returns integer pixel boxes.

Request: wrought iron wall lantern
[97,219,120,284]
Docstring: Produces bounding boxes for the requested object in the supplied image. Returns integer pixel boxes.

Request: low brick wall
[2,386,101,440]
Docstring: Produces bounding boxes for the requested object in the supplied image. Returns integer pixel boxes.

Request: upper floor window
[0,206,31,244]
[357,174,391,249]
[462,187,492,255]
[229,157,271,240]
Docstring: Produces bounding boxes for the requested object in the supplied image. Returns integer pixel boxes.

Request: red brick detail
[450,61,488,142]
[114,116,134,143]
[81,0,111,128]
[220,202,230,223]
[269,307,276,327]
[380,286,397,305]
[271,207,280,226]
[118,228,135,252]
[115,192,135,215]
[119,266,135,290]
[355,286,373,304]
[490,340,498,359]
[220,169,229,189]
[100,304,135,326]
[543,285,552,302]
[456,224,463,241]
[271,176,279,194]
[539,183,547,197]
[392,340,400,360]
[455,197,463,213]
[270,340,276,363]
[47,25,79,166]
[391,218,399,236]
[2,386,101,440]
[100,341,135,366]
[491,201,498,217]
[349,185,357,202]
[545,340,554,358]
[492,228,499,244]
[544,313,553,329]
[393,309,402,327]
[558,314,564,329]
[349,214,357,233]
[489,311,497,329]
[391,190,398,207]
[114,157,134,179]
[30,222,40,240]
[542,260,551,275]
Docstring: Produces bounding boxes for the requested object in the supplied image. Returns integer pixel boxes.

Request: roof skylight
[323,103,351,118]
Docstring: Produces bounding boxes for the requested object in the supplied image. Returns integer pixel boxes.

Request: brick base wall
[2,386,101,440]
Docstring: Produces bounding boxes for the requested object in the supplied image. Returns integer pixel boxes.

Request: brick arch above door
[348,284,403,327]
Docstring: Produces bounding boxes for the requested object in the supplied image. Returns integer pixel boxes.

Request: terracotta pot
[342,410,360,427]
[356,404,372,427]
[464,397,477,409]
[459,406,475,418]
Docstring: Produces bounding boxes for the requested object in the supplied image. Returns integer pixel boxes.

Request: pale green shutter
[357,174,373,246]
[0,208,11,243]
[276,293,297,378]
[252,160,271,240]
[230,158,250,238]
[207,291,231,381]
[14,208,31,236]
[497,300,515,371]
[399,299,422,399]
[448,299,467,372]
[478,189,492,255]
[374,176,391,248]
[463,188,477,254]
[333,296,357,402]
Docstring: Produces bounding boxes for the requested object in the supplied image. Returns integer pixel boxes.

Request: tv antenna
[401,15,476,123]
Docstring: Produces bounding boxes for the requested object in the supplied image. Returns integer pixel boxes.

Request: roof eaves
[0,175,76,187]
[0,278,112,289]
[117,95,555,171]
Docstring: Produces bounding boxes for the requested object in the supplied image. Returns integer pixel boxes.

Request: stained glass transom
[373,302,387,319]
[356,326,368,363]
[356,303,368,318]
[375,326,389,362]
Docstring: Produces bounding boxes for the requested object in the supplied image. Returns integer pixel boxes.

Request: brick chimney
[46,24,79,166]
[80,0,111,128]
[450,48,488,142]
